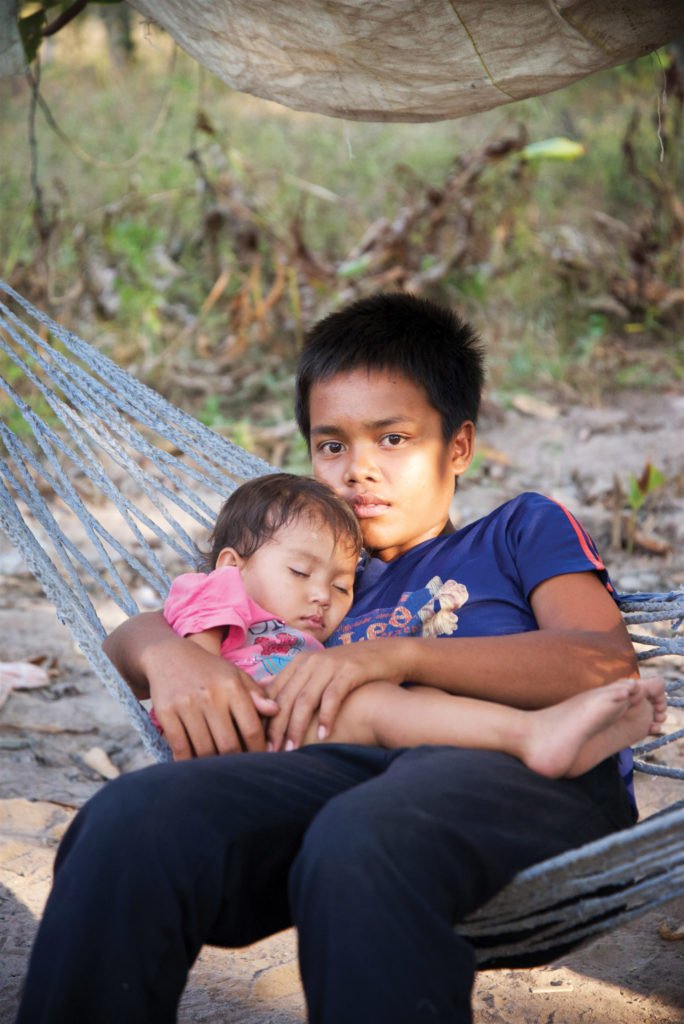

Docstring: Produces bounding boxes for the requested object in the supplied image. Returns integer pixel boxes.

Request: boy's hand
[104,611,279,760]
[147,640,279,760]
[265,640,405,752]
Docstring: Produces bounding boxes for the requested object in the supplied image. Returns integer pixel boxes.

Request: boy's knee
[55,766,168,864]
[56,761,215,877]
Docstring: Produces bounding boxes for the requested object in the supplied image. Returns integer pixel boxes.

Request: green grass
[1,18,682,466]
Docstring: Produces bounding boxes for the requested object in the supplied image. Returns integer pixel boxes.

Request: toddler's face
[220,518,357,643]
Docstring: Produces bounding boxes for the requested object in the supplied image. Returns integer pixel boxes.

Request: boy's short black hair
[295,292,485,445]
[197,472,362,572]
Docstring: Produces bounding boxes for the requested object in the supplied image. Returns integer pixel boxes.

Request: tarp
[127,0,681,122]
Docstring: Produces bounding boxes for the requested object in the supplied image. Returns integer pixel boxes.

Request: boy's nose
[343,445,380,484]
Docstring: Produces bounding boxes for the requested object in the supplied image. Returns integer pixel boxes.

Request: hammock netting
[0,278,682,966]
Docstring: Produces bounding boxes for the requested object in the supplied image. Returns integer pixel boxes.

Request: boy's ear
[216,547,244,569]
[450,422,475,476]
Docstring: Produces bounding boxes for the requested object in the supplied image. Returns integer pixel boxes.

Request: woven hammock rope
[0,278,683,966]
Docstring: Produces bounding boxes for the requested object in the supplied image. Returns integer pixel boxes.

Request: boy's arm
[103,611,278,760]
[265,571,637,750]
[405,571,637,704]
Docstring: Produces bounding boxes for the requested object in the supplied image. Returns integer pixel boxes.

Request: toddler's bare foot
[520,677,667,779]
[642,675,668,734]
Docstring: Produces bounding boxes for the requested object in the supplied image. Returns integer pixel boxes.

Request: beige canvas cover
[127,0,681,122]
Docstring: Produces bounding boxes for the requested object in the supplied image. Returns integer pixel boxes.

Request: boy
[17,294,642,1024]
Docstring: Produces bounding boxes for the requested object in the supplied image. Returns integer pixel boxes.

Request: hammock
[0,278,683,967]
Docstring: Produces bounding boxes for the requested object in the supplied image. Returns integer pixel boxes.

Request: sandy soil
[1,389,683,1023]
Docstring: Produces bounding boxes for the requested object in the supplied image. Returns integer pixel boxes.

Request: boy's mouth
[350,493,390,518]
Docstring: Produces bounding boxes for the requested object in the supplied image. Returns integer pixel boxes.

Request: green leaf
[337,254,373,278]
[644,464,666,492]
[520,137,586,162]
[627,463,666,512]
[627,473,645,512]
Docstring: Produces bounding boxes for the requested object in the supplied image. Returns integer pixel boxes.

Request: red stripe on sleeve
[547,497,613,592]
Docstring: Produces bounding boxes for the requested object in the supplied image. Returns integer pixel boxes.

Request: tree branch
[41,0,89,38]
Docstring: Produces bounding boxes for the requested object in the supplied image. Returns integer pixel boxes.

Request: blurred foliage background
[1,9,682,468]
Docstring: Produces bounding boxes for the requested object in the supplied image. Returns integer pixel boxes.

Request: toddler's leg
[300,682,392,746]
[300,676,667,780]
[521,676,667,778]
[302,683,537,751]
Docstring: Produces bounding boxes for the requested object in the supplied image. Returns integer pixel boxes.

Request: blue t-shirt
[328,492,634,804]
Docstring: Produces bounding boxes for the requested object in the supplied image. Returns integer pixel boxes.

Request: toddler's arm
[185,626,224,658]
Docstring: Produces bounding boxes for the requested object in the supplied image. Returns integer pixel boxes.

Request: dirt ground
[1,388,684,1023]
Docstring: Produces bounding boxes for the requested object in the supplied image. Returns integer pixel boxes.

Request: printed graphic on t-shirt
[328,576,468,646]
[239,620,311,680]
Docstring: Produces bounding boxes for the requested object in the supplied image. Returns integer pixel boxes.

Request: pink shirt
[164,566,323,685]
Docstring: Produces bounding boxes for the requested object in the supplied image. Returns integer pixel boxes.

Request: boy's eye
[318,440,344,455]
[382,433,405,447]
[333,584,350,595]
[289,568,309,578]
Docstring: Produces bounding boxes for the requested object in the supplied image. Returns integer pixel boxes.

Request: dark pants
[15,744,634,1024]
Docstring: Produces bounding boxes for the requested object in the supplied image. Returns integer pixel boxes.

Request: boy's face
[309,368,473,562]
[217,518,357,642]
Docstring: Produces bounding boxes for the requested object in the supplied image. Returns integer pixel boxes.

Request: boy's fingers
[282,694,318,750]
[268,686,317,751]
[171,700,244,759]
[250,691,280,717]
[158,670,272,758]
[161,708,219,761]
[263,662,295,700]
[160,713,196,762]
[209,701,253,754]
[266,698,295,751]
[316,685,347,738]
[243,669,281,713]
[285,674,341,749]
[265,665,312,750]
[218,681,270,753]
[267,652,359,750]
